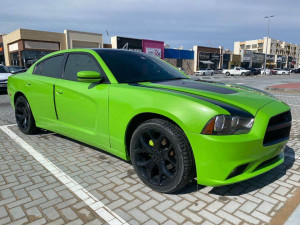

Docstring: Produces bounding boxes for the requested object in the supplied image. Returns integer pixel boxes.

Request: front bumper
[187,100,290,186]
[0,82,7,90]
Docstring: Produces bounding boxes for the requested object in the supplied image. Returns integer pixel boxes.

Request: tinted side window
[63,54,100,81]
[33,62,43,75]
[40,55,64,78]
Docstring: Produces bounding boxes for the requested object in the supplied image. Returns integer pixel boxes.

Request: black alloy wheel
[15,96,37,134]
[130,119,195,193]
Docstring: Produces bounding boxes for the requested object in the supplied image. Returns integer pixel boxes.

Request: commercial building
[0,35,4,65]
[2,28,103,67]
[164,49,194,74]
[111,36,164,59]
[193,46,223,71]
[234,37,299,68]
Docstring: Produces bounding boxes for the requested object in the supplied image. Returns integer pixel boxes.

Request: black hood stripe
[130,83,254,118]
[151,79,238,94]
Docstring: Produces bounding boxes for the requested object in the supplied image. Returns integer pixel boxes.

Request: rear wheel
[130,119,195,193]
[225,72,230,76]
[203,72,206,76]
[15,96,37,134]
[282,72,285,75]
[241,72,245,76]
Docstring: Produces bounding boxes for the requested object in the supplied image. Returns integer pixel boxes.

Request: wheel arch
[125,112,186,157]
[14,91,27,105]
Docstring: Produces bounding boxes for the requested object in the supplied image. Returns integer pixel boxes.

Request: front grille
[0,79,7,82]
[263,111,291,146]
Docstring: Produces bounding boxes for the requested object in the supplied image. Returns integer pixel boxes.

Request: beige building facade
[2,28,102,67]
[234,37,299,68]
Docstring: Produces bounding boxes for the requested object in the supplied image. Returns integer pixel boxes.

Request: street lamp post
[263,15,275,74]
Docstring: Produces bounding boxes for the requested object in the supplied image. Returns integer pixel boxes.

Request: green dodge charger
[7,49,291,193]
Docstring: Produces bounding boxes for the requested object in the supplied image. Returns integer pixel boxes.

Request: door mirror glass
[77,71,102,83]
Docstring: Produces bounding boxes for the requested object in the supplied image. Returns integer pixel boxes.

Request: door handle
[26,82,31,86]
[56,90,63,94]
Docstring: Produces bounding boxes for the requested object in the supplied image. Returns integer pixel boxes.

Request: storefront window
[10,52,20,66]
[21,50,53,68]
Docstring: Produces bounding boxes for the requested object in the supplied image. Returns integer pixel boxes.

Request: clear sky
[1,0,298,50]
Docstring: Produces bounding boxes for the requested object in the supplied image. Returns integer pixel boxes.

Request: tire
[203,72,206,76]
[249,72,253,76]
[282,72,285,75]
[15,96,38,134]
[211,72,213,76]
[241,72,245,76]
[225,72,230,76]
[130,119,195,193]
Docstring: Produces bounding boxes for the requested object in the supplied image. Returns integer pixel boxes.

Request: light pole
[263,15,275,73]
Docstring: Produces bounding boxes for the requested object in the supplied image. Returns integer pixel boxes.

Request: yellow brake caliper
[149,139,154,147]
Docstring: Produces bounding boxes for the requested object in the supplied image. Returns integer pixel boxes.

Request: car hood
[138,79,276,116]
[0,73,11,80]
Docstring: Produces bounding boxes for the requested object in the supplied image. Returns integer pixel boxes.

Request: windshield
[96,50,188,83]
[0,66,9,73]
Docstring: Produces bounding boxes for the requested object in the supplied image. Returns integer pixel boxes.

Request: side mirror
[77,71,102,83]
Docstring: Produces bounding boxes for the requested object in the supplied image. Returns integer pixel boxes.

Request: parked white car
[195,68,214,76]
[0,65,12,90]
[272,68,290,75]
[261,69,272,75]
[222,67,251,76]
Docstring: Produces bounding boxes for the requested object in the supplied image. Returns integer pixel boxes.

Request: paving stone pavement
[0,78,299,225]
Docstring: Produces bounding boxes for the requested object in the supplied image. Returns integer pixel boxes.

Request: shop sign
[117,37,142,52]
[266,54,275,63]
[145,48,162,58]
[282,56,287,62]
[241,50,252,62]
[199,52,210,60]
[210,53,220,61]
[288,56,296,63]
[252,53,264,63]
[276,55,282,62]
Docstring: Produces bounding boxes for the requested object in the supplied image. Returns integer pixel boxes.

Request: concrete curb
[265,87,300,92]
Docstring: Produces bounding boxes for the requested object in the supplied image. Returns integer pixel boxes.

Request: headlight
[202,115,254,135]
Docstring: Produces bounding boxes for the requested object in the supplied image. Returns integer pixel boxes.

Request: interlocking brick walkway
[0,85,299,224]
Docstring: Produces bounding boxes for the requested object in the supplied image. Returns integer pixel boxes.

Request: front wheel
[282,72,285,75]
[15,96,38,134]
[203,72,206,76]
[225,72,230,76]
[241,72,245,76]
[130,119,195,193]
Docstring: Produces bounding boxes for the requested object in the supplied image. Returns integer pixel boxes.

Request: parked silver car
[0,65,12,90]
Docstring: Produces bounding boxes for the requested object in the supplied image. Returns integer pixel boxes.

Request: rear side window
[63,54,101,81]
[33,62,43,75]
[40,55,64,78]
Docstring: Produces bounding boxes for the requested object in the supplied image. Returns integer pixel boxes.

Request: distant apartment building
[234,37,299,69]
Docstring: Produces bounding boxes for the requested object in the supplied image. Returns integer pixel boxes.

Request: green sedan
[7,49,291,193]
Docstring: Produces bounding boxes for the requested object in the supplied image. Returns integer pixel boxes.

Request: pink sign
[142,39,164,59]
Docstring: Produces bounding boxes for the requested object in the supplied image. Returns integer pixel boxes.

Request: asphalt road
[0,75,299,225]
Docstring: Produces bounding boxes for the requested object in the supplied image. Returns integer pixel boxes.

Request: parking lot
[0,74,300,225]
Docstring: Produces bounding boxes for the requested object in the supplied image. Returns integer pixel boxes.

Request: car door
[24,54,64,127]
[54,52,110,148]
